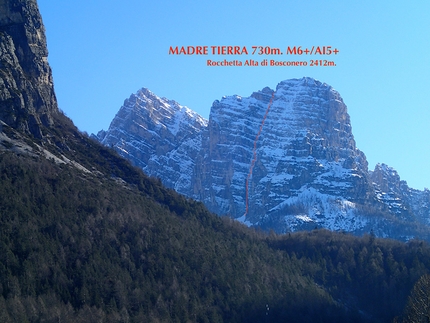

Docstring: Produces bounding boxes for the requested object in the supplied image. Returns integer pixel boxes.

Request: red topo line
[244,91,275,216]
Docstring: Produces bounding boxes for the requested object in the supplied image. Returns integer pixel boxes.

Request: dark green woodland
[0,119,429,322]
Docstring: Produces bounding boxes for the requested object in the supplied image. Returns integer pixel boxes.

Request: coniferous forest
[0,119,430,322]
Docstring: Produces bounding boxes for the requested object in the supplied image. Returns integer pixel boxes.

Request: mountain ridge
[95,78,430,240]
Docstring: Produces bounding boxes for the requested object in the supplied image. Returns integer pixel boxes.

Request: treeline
[1,130,430,322]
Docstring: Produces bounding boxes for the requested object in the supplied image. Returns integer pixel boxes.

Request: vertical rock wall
[0,0,58,138]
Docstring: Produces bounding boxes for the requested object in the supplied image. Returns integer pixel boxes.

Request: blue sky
[37,0,430,190]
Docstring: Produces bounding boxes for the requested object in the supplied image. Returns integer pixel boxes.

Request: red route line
[244,91,275,216]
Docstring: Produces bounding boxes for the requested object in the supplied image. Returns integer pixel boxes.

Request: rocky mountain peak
[205,78,372,224]
[95,88,207,190]
[371,163,404,195]
[250,86,274,102]
[0,0,58,138]
[94,77,430,238]
[95,78,373,232]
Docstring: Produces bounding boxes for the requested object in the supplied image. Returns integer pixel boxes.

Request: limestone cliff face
[97,78,384,233]
[199,78,374,225]
[96,77,430,237]
[370,163,430,224]
[95,88,208,192]
[0,0,58,138]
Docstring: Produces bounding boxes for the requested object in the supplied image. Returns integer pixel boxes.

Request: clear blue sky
[37,0,430,190]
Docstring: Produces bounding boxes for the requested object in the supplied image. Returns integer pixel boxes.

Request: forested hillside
[0,122,429,322]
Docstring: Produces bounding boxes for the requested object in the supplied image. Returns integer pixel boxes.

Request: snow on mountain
[95,88,207,193]
[197,78,374,229]
[94,78,430,240]
[370,163,430,225]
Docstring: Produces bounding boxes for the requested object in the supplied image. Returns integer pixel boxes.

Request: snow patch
[236,215,253,227]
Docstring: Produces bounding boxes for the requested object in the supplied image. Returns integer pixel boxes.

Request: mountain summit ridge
[95,77,430,239]
[95,87,207,192]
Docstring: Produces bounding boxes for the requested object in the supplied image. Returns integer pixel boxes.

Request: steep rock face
[199,79,373,226]
[96,77,430,237]
[96,78,373,232]
[95,88,207,192]
[0,0,58,138]
[370,163,430,224]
